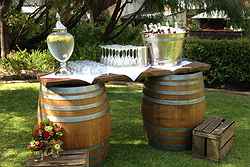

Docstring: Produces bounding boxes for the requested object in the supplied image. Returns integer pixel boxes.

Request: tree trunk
[0,13,9,58]
[0,17,5,58]
[102,0,122,42]
[0,0,10,58]
[16,0,25,11]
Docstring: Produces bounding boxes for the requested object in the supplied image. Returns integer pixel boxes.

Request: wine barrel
[38,82,111,167]
[141,72,205,151]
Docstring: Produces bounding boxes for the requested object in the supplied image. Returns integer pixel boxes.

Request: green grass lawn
[0,83,250,167]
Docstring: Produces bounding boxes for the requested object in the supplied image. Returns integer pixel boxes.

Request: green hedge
[2,35,249,89]
[184,38,250,88]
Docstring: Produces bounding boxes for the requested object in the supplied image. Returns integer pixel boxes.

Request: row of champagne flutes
[100,45,147,67]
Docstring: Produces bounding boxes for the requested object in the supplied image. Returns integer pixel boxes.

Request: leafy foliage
[184,38,250,88]
[69,22,104,61]
[69,21,144,62]
[0,50,57,73]
[0,21,143,73]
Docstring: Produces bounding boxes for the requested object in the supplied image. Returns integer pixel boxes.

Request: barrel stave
[39,83,111,166]
[141,72,205,151]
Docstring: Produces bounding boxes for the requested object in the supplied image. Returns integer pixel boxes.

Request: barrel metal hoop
[40,98,107,111]
[149,135,192,142]
[149,140,191,151]
[144,121,193,132]
[159,72,203,81]
[41,83,102,95]
[146,79,202,86]
[143,95,205,105]
[41,88,104,100]
[144,87,203,95]
[45,109,108,123]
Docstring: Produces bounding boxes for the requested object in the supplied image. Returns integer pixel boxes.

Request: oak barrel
[38,82,111,167]
[141,72,205,151]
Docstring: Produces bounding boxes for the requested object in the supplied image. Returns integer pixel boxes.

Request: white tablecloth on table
[41,60,192,83]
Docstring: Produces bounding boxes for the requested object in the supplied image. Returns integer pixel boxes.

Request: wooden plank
[38,61,210,85]
[219,136,234,160]
[142,62,210,78]
[26,151,89,167]
[192,136,206,158]
[212,120,234,136]
[193,118,234,140]
[63,149,88,155]
[219,123,235,148]
[206,138,220,161]
[202,117,224,134]
[193,117,215,133]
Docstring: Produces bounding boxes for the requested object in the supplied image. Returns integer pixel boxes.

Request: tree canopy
[0,0,249,58]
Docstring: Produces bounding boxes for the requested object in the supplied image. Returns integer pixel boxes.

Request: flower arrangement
[27,119,64,160]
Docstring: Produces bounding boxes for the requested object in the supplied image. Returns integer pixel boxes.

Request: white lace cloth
[41,60,192,83]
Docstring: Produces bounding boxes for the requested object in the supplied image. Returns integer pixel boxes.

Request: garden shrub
[70,22,104,61]
[184,38,250,89]
[0,50,57,73]
[113,25,144,45]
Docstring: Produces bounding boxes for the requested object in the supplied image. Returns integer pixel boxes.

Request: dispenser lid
[53,13,67,31]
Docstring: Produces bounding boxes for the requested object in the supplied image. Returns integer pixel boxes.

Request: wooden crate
[192,117,235,161]
[26,150,89,167]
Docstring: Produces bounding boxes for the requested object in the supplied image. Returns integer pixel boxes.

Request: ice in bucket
[143,22,186,66]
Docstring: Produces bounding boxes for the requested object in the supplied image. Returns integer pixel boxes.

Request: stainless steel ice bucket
[145,33,186,65]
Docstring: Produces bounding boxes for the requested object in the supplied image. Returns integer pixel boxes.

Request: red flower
[49,131,54,137]
[43,131,51,140]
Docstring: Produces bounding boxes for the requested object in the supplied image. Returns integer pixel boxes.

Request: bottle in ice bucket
[47,13,74,75]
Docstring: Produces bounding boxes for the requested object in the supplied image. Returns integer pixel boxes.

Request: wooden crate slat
[219,136,234,160]
[202,117,224,134]
[211,120,234,136]
[192,136,206,158]
[218,123,235,148]
[193,117,215,132]
[62,149,87,155]
[26,151,89,167]
[206,138,220,160]
[26,159,88,167]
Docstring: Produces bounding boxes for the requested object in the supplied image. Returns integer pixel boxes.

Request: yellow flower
[54,144,61,150]
[30,140,35,147]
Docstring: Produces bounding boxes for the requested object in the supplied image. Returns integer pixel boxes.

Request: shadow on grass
[0,87,38,166]
[105,87,250,167]
[0,88,38,115]
[0,84,250,167]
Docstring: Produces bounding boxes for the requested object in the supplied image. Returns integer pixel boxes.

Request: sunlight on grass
[0,83,250,167]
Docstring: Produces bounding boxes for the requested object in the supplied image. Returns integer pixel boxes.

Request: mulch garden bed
[0,70,39,83]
